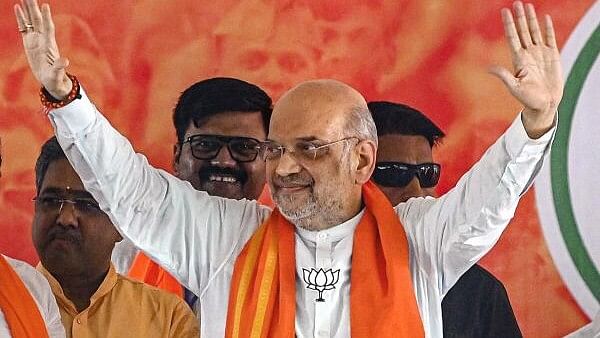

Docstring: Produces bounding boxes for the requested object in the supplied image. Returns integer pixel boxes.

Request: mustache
[272,173,314,188]
[46,226,82,246]
[198,165,248,184]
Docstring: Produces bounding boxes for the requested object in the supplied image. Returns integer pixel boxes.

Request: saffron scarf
[0,255,49,338]
[128,253,184,298]
[225,181,424,337]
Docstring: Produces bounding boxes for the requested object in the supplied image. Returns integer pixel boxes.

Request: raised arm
[14,0,269,295]
[396,1,563,294]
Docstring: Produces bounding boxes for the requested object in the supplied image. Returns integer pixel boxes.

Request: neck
[51,264,109,312]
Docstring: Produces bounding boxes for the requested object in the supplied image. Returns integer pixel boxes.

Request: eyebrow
[39,187,96,199]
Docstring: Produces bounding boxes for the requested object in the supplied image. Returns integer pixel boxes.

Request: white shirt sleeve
[4,256,66,338]
[48,88,271,296]
[395,113,555,295]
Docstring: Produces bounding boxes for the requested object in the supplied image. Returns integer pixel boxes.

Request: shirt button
[317,233,327,240]
[76,318,81,324]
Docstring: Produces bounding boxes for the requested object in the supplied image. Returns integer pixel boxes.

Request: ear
[353,140,377,185]
[173,143,182,176]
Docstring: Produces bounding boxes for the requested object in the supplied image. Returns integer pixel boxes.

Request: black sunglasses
[372,162,441,188]
[181,134,261,162]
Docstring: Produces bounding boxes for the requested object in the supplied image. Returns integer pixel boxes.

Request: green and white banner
[535,1,600,319]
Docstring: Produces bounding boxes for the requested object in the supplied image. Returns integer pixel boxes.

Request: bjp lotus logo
[302,268,340,302]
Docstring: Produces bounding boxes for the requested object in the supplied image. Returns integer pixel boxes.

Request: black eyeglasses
[372,162,441,188]
[181,134,261,162]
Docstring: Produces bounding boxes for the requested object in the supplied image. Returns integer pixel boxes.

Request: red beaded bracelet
[39,73,81,111]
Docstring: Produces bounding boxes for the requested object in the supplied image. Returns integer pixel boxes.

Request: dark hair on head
[173,77,272,144]
[35,136,66,195]
[367,101,445,147]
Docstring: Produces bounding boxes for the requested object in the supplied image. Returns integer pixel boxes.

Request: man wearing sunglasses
[370,101,521,337]
[16,1,562,336]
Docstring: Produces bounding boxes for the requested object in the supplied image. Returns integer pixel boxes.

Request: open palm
[491,2,563,137]
[14,0,70,99]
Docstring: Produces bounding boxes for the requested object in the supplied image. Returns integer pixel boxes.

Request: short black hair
[368,101,445,147]
[173,77,272,144]
[35,136,66,195]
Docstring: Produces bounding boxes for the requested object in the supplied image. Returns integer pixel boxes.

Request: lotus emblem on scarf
[302,268,340,302]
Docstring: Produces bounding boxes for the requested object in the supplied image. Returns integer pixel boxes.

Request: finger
[502,8,521,55]
[489,65,518,90]
[41,4,54,35]
[25,0,43,32]
[513,1,533,48]
[525,3,543,45]
[14,4,28,32]
[22,0,33,25]
[545,15,557,49]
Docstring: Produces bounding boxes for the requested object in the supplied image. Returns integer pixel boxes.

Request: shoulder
[3,255,64,336]
[460,264,507,291]
[115,273,191,310]
[4,256,54,304]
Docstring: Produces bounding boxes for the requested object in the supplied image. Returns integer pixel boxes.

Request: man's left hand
[490,1,563,139]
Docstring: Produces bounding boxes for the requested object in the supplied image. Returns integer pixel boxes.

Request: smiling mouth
[208,174,240,183]
[278,185,309,193]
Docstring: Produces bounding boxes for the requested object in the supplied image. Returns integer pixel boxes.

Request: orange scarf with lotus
[225,181,424,337]
[0,255,49,338]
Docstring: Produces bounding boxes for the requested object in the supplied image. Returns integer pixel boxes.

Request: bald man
[16,1,562,337]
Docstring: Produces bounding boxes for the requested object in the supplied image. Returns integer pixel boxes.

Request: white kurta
[50,88,553,338]
[0,256,65,338]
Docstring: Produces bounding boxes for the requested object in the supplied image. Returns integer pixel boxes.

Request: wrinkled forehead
[269,106,348,143]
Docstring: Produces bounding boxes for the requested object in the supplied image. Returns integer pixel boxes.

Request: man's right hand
[14,0,72,100]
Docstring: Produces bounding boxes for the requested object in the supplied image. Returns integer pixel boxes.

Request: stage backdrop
[0,0,597,336]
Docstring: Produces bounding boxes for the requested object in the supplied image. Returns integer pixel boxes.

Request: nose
[402,177,425,200]
[275,151,302,177]
[55,201,79,228]
[212,144,237,167]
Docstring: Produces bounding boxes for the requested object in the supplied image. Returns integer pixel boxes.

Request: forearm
[398,112,555,291]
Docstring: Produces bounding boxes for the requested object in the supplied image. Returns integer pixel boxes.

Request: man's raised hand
[14,0,72,100]
[490,1,563,139]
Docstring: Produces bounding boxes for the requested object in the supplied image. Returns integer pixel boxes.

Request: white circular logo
[535,1,600,319]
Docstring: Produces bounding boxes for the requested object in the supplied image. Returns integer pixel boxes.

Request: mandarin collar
[37,262,118,314]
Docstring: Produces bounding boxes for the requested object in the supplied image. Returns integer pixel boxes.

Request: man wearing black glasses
[112,77,272,321]
[370,101,522,337]
[172,78,272,201]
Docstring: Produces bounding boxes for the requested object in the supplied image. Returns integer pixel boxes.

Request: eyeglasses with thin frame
[33,196,103,215]
[181,134,261,163]
[372,162,441,188]
[258,137,359,162]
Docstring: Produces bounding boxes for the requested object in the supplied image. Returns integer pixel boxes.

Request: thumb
[488,65,516,90]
